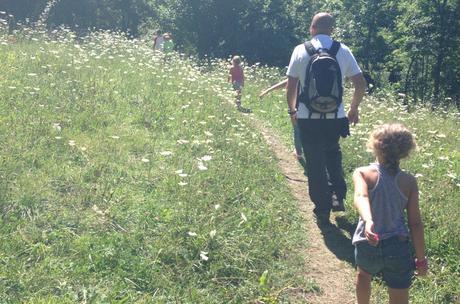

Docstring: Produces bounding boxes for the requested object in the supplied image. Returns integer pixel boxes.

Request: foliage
[0,0,458,105]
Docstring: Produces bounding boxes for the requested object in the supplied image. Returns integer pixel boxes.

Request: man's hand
[290,112,297,125]
[348,106,359,125]
[349,73,366,125]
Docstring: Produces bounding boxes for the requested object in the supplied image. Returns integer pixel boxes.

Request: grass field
[0,27,459,303]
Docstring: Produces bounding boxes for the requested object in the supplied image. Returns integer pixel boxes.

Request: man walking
[286,12,366,225]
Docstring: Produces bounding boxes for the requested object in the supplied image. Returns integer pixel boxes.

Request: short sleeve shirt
[154,36,164,51]
[286,34,362,119]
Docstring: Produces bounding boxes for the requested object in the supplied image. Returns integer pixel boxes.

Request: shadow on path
[317,216,357,265]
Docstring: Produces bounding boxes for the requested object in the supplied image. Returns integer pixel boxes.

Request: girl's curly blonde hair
[367,123,416,170]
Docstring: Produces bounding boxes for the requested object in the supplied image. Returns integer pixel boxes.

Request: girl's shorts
[355,236,414,289]
[232,81,243,91]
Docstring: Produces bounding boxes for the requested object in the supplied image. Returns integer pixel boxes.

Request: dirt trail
[248,114,357,304]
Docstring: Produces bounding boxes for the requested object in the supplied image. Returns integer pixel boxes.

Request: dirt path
[248,114,357,304]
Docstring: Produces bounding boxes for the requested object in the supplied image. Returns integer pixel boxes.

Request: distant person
[352,123,427,304]
[228,55,245,108]
[163,32,174,54]
[259,79,303,160]
[286,12,366,224]
[153,30,164,51]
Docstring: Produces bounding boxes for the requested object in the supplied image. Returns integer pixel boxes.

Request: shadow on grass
[237,106,252,113]
[317,215,357,265]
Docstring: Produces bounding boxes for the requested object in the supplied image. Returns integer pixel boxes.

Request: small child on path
[352,123,428,304]
[259,79,303,161]
[228,55,245,108]
[153,29,164,51]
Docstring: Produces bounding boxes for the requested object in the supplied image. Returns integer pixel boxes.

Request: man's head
[310,12,334,36]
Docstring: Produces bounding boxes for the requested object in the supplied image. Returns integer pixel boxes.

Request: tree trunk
[403,57,415,105]
[432,0,449,104]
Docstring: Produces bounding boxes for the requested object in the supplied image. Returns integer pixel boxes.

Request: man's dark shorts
[355,236,414,289]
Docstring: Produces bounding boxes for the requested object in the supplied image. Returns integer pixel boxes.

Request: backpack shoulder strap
[328,40,341,57]
[304,41,317,56]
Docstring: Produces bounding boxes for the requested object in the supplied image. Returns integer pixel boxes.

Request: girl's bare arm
[353,168,379,245]
[406,176,427,275]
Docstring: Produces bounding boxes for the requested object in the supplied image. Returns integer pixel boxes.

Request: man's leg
[293,124,303,159]
[325,140,346,210]
[302,142,332,217]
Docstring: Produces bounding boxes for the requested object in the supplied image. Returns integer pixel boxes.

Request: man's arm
[348,72,366,125]
[286,76,298,113]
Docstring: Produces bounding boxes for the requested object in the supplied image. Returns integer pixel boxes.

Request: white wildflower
[197,162,208,171]
[188,231,197,237]
[201,155,212,162]
[446,173,457,179]
[200,251,209,261]
[52,123,61,132]
[160,151,173,156]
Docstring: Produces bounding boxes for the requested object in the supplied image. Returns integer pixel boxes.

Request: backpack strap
[328,40,341,57]
[304,41,317,56]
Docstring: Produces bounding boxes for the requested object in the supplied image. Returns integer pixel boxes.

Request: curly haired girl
[352,123,427,304]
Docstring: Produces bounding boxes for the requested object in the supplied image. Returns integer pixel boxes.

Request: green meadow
[0,28,458,303]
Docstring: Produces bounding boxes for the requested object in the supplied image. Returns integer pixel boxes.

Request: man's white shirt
[286,34,362,119]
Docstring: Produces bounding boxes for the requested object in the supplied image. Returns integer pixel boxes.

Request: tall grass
[0,28,314,303]
[0,22,458,303]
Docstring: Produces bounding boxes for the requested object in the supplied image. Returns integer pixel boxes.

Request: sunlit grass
[0,22,458,303]
[0,27,314,303]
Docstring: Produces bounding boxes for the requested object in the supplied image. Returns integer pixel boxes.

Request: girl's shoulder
[396,170,418,196]
[354,165,379,189]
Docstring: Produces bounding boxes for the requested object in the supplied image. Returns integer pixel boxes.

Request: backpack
[298,40,343,118]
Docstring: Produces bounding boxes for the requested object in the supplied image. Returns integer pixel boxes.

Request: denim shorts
[355,236,414,289]
[232,81,243,91]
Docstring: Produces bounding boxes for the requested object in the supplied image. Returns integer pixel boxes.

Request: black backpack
[298,40,343,117]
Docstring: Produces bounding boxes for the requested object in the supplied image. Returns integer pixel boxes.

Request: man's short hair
[311,13,334,32]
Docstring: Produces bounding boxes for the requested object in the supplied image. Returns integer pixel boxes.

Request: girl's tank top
[231,66,244,83]
[352,163,409,245]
